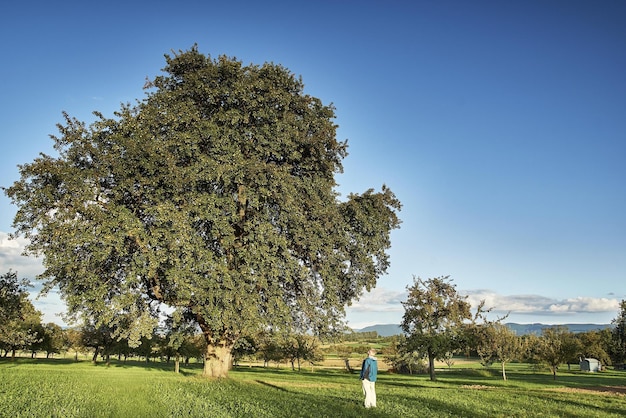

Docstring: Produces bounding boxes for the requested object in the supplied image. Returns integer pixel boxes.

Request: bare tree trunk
[175,353,180,374]
[501,362,507,381]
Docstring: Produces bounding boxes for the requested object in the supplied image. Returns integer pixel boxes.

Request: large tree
[400,276,471,381]
[4,47,401,377]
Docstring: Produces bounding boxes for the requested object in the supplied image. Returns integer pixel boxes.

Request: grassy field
[1,357,625,417]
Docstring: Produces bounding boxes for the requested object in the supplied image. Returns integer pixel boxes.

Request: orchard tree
[0,271,26,322]
[537,326,579,380]
[256,331,283,367]
[4,46,401,378]
[281,333,323,371]
[0,271,42,360]
[400,276,471,381]
[38,322,65,358]
[63,327,85,361]
[610,300,626,365]
[231,335,257,367]
[162,315,202,373]
[80,319,116,365]
[476,322,524,380]
[577,330,610,367]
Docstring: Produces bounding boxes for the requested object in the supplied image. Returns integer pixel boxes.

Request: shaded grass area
[1,358,625,417]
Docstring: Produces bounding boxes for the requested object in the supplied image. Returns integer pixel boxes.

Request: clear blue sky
[1,0,624,328]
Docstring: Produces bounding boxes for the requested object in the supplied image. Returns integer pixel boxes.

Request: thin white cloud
[464,289,620,316]
[349,287,406,313]
[347,287,622,328]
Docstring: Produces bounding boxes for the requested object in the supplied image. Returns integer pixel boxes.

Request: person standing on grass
[359,348,378,408]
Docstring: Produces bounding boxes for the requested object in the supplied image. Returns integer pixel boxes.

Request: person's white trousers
[362,379,376,408]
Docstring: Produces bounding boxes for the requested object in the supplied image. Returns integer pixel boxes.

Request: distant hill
[504,323,612,335]
[354,324,403,337]
[354,323,612,337]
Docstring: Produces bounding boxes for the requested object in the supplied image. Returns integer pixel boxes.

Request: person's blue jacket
[360,356,378,382]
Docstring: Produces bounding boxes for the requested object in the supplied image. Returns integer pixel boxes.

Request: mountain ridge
[354,323,612,337]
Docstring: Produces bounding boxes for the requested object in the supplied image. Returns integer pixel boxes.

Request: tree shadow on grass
[254,379,290,392]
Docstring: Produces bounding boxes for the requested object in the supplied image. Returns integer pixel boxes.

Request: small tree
[38,323,65,358]
[489,323,524,380]
[610,300,626,366]
[80,320,116,365]
[63,328,85,361]
[574,330,609,367]
[400,276,471,381]
[475,323,497,367]
[536,326,579,380]
[256,331,283,368]
[282,333,323,371]
[0,272,42,360]
[162,316,199,373]
[394,337,427,375]
[232,335,257,367]
[335,344,357,372]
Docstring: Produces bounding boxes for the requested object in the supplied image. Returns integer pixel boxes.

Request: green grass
[1,358,625,417]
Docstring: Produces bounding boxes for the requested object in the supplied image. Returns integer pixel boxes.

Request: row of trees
[396,276,626,381]
[385,322,617,380]
[0,271,325,372]
[4,269,626,384]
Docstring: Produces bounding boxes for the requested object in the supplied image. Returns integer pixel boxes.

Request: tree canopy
[4,46,401,377]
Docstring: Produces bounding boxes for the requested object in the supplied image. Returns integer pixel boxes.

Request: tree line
[4,270,626,383]
[393,275,626,381]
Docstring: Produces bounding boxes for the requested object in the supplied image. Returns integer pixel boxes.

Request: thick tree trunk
[203,341,234,378]
[175,354,180,374]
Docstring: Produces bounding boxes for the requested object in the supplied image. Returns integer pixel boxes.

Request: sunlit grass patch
[1,357,625,417]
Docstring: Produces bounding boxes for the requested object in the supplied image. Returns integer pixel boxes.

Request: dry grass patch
[547,386,626,397]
